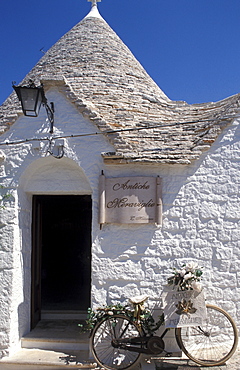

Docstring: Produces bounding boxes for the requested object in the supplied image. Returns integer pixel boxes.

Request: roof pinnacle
[88,0,101,7]
[85,0,103,19]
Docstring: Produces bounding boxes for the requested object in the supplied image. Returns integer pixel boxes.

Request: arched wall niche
[14,156,93,339]
[19,156,92,194]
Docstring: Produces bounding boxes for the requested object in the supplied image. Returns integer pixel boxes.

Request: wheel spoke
[91,315,142,370]
[176,304,238,366]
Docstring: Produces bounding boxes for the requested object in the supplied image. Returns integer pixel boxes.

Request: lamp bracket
[43,101,54,134]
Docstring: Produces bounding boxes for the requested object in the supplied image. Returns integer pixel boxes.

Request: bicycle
[90,295,238,370]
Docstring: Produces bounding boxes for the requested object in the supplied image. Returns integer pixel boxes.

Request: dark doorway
[31,195,92,328]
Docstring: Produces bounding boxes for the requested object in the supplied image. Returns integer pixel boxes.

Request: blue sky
[1,0,240,105]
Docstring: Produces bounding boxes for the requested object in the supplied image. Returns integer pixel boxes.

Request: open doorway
[31,195,92,328]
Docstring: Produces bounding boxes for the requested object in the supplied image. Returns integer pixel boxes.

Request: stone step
[41,310,88,320]
[0,348,97,368]
[21,319,89,351]
[21,336,89,351]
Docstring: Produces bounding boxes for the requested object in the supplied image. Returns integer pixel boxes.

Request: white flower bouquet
[167,261,203,292]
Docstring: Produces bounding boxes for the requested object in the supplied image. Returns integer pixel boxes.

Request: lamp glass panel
[20,87,42,117]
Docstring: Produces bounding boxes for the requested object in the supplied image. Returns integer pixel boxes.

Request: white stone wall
[0,87,113,357]
[0,87,240,356]
[93,118,240,322]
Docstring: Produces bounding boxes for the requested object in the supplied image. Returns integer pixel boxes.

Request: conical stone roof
[1,5,240,164]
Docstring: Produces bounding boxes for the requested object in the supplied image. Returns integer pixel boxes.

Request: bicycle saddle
[129,294,149,305]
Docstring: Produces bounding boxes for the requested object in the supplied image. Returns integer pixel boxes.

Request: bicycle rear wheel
[90,314,142,370]
[175,304,238,366]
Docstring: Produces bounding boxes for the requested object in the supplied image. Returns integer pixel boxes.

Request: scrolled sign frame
[99,174,162,226]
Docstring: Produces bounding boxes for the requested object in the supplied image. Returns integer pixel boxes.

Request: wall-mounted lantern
[13,80,54,133]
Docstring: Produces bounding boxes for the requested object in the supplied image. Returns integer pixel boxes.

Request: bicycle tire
[90,314,142,370]
[175,304,238,367]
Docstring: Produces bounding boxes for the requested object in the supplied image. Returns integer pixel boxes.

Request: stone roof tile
[1,8,240,164]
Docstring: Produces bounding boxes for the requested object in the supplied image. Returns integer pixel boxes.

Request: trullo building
[0,0,240,360]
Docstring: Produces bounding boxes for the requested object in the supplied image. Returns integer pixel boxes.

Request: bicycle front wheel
[90,314,142,370]
[175,304,238,367]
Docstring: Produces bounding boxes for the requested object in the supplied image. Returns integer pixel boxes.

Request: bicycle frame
[90,302,238,369]
[112,326,171,355]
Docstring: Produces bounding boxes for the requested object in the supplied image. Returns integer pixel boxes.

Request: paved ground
[153,346,240,369]
[0,348,239,370]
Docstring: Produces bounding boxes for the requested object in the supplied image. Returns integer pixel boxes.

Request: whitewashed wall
[93,117,240,320]
[0,87,240,357]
